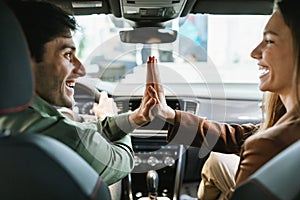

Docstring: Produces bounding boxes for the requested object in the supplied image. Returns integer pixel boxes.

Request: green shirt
[0,95,134,185]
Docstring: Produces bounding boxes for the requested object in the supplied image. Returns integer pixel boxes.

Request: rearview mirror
[119,27,177,44]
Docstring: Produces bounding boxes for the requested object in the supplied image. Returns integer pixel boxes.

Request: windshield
[73,13,269,85]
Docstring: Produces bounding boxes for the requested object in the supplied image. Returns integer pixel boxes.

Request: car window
[74,13,269,84]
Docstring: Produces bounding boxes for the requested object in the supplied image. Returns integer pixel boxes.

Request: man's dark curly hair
[7,0,78,62]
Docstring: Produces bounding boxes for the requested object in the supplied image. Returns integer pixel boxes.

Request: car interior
[1,0,300,199]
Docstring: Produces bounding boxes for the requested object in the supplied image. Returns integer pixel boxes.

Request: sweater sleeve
[167,110,258,154]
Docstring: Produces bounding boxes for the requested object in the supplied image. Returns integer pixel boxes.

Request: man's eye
[65,52,72,60]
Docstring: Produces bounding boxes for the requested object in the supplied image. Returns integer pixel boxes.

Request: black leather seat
[0,1,111,199]
[231,139,300,200]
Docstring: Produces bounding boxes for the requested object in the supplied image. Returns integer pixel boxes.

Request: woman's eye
[265,39,274,44]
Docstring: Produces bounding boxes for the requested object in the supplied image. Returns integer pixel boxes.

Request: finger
[150,58,161,86]
[107,97,113,103]
[100,91,108,99]
[146,56,164,98]
[142,98,156,117]
[142,86,152,104]
[147,86,160,103]
[93,103,97,109]
[145,57,155,96]
[142,95,150,105]
[99,91,109,103]
[113,102,118,114]
[157,84,165,100]
[146,56,155,85]
[93,103,98,114]
[151,66,164,99]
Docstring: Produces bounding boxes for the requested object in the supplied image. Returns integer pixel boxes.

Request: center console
[122,131,186,200]
[116,97,196,200]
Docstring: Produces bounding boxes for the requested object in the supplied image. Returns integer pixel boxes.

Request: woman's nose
[250,43,262,60]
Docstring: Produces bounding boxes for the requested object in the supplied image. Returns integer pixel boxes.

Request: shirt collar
[30,95,63,118]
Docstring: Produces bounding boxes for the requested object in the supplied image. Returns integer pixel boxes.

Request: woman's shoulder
[244,119,300,153]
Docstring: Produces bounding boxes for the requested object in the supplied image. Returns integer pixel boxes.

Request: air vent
[183,100,199,115]
[116,101,125,114]
[125,0,182,5]
[115,97,142,114]
[72,1,102,8]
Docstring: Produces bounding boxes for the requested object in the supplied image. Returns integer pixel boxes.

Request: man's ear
[29,57,37,71]
[29,57,38,92]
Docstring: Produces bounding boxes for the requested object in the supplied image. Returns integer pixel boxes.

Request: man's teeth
[66,82,75,87]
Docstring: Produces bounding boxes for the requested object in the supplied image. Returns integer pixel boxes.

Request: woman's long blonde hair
[260,92,286,131]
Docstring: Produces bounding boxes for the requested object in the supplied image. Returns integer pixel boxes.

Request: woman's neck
[280,94,297,113]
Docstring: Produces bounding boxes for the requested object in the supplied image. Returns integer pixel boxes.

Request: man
[0,0,156,185]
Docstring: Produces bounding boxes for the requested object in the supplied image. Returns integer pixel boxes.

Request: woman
[146,0,300,199]
[197,93,286,200]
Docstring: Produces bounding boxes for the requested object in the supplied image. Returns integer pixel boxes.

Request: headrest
[0,0,33,115]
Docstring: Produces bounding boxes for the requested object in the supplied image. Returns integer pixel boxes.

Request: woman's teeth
[259,67,270,76]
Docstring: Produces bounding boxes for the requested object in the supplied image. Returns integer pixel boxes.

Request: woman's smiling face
[251,10,294,96]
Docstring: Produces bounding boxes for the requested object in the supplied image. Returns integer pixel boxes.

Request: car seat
[0,1,111,199]
[230,140,300,200]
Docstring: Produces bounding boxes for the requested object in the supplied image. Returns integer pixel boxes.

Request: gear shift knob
[146,170,159,199]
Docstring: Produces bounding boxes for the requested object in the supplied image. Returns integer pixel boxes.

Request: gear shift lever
[146,170,159,200]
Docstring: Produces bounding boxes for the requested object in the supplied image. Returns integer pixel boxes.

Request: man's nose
[73,56,86,77]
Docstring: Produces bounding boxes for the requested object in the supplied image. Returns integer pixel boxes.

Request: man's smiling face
[31,32,86,108]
